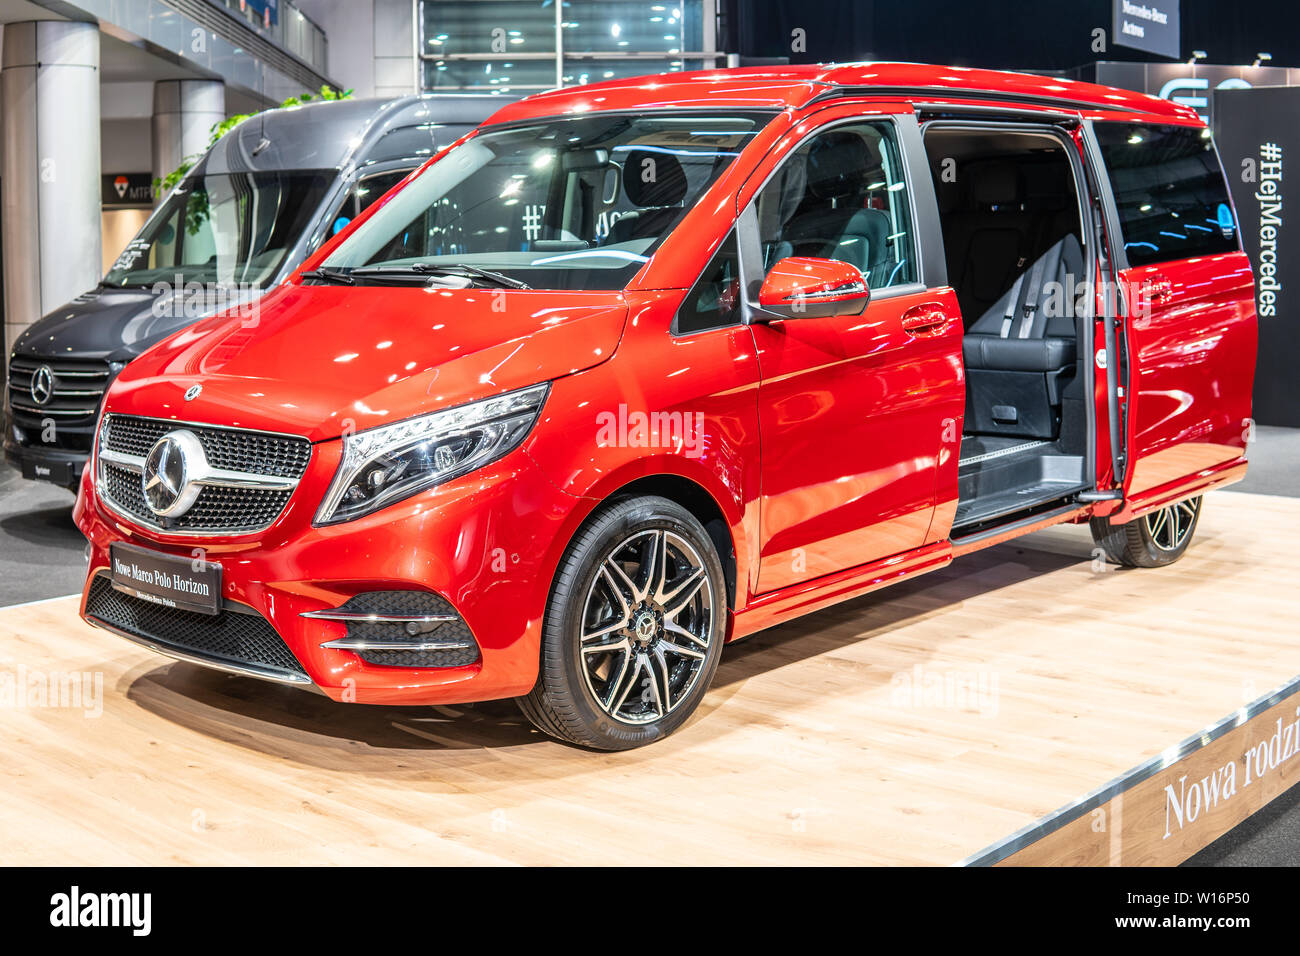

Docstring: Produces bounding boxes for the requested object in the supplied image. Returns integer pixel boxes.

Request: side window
[754,121,917,290]
[355,169,411,216]
[328,169,415,239]
[1093,122,1239,267]
[675,231,741,335]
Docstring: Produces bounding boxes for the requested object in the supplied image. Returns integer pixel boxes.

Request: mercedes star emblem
[30,365,54,405]
[141,430,206,518]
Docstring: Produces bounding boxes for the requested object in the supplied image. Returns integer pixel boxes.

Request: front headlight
[314,383,549,525]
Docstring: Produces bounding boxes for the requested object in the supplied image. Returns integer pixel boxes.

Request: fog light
[300,590,481,668]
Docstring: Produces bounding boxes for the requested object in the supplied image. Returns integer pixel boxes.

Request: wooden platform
[0,490,1297,865]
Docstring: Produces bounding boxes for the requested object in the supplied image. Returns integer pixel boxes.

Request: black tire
[518,495,727,750]
[1089,495,1203,568]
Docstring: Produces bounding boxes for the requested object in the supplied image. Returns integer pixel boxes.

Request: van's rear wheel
[1090,496,1202,568]
[518,495,726,751]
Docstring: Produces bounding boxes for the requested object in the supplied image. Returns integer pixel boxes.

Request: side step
[954,450,1087,532]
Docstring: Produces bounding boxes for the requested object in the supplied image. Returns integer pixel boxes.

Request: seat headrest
[1055,232,1084,274]
[758,154,808,239]
[622,149,687,207]
[1022,161,1068,211]
[806,131,879,201]
[969,163,1021,207]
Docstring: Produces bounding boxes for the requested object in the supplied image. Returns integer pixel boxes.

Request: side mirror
[757,257,869,320]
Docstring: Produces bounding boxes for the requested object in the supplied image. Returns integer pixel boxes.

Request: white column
[2,20,102,355]
[151,79,225,201]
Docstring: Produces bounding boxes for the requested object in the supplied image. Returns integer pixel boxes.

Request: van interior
[924,127,1093,534]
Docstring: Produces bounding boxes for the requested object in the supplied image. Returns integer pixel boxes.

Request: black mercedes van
[4,93,506,489]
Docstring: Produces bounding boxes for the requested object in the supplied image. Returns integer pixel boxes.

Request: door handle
[1146,277,1174,303]
[901,303,950,337]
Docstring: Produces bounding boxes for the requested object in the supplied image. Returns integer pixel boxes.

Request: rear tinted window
[1094,123,1239,267]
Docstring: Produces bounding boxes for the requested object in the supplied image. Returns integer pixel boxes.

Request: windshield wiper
[412,262,532,290]
[301,267,355,285]
[351,262,531,290]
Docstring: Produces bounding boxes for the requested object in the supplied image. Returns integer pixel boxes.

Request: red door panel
[1120,251,1257,497]
[752,288,964,593]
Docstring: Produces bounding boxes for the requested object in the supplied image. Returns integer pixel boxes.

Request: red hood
[105,283,627,441]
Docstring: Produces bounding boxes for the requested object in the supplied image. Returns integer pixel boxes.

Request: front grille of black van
[8,354,111,447]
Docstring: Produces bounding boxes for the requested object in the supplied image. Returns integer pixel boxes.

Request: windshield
[319,112,772,290]
[103,170,335,289]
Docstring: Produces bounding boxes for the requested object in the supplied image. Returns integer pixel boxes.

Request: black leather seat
[942,160,1033,326]
[962,234,1084,439]
[606,149,688,245]
[964,233,1083,371]
[963,334,1077,372]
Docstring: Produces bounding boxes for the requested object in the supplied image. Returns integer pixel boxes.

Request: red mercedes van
[74,64,1257,750]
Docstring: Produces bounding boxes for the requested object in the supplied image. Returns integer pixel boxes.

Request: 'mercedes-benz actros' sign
[1113,0,1181,60]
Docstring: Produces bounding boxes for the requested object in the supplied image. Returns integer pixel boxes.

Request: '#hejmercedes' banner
[1214,85,1299,427]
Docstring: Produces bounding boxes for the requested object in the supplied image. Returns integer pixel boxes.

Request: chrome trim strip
[958,672,1300,866]
[300,608,458,624]
[9,366,109,378]
[10,403,97,416]
[958,439,1051,467]
[85,614,314,686]
[195,466,299,491]
[320,637,475,652]
[786,281,867,302]
[100,448,145,473]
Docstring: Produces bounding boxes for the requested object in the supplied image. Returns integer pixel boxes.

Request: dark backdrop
[724,1,1300,71]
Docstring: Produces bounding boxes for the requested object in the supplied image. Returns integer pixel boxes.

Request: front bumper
[4,438,88,490]
[74,438,582,705]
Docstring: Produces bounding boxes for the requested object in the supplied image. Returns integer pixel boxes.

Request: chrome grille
[8,354,111,422]
[97,414,311,535]
[104,415,311,478]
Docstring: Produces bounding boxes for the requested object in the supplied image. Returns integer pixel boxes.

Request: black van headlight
[314,383,549,525]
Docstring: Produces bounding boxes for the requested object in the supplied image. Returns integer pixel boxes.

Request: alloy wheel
[1144,497,1200,552]
[578,528,715,725]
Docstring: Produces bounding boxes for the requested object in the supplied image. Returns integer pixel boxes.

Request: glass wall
[419,0,717,94]
[208,0,330,77]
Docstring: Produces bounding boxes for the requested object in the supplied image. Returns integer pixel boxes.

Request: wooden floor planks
[0,489,1296,865]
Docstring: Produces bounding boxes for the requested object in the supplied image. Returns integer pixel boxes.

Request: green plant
[153,85,355,211]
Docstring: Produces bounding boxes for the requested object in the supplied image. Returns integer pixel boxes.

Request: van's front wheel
[1090,495,1203,568]
[518,496,726,751]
